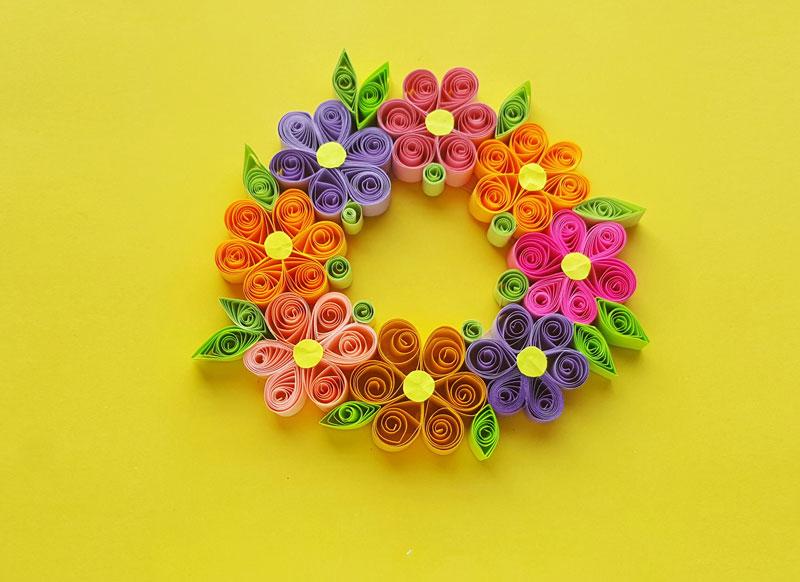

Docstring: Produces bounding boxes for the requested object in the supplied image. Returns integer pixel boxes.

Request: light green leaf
[320,401,379,429]
[192,326,261,361]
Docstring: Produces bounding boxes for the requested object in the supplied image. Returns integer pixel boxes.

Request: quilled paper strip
[219,297,270,336]
[193,326,262,361]
[325,256,353,289]
[319,401,380,429]
[487,212,516,247]
[341,201,364,235]
[333,50,390,129]
[495,81,531,140]
[243,145,280,211]
[352,300,375,326]
[573,197,646,227]
[595,299,649,350]
[461,320,483,344]
[423,163,446,196]
[573,323,617,378]
[494,268,529,306]
[469,403,499,460]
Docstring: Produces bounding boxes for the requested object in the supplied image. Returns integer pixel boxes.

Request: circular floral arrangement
[195,51,649,460]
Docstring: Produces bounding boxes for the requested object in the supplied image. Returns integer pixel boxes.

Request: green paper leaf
[494,269,529,306]
[470,404,499,460]
[573,197,646,227]
[495,81,532,139]
[332,50,358,114]
[192,326,261,361]
[320,401,379,429]
[574,323,617,378]
[355,62,389,129]
[218,297,270,336]
[243,144,279,211]
[595,299,649,350]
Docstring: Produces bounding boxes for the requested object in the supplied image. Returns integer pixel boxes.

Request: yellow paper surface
[2,1,799,580]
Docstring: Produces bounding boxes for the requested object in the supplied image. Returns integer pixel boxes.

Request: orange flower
[348,320,487,454]
[469,123,590,236]
[214,189,346,308]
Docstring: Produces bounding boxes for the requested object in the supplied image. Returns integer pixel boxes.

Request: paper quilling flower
[323,320,490,455]
[466,304,589,422]
[243,292,377,416]
[377,68,497,187]
[509,209,637,323]
[269,100,394,220]
[469,123,590,237]
[214,188,346,308]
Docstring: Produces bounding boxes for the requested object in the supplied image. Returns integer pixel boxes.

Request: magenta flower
[509,209,637,323]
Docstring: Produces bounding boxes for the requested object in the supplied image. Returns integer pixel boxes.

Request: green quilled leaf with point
[573,197,646,227]
[320,401,380,429]
[574,323,617,378]
[243,144,280,211]
[192,326,262,361]
[495,81,531,140]
[470,404,500,461]
[218,297,270,336]
[332,50,390,129]
[595,299,649,350]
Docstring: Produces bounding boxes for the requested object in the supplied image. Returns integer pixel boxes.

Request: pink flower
[509,210,637,323]
[377,68,497,187]
[243,292,377,416]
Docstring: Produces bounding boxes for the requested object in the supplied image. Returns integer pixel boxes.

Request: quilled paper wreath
[195,51,649,461]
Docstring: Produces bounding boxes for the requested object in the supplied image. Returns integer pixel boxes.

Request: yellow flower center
[425,109,454,136]
[293,339,323,369]
[516,346,547,378]
[518,163,547,191]
[561,252,591,280]
[264,231,293,260]
[316,141,347,168]
[403,370,435,402]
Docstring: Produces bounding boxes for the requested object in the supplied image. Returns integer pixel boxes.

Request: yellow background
[2,1,798,579]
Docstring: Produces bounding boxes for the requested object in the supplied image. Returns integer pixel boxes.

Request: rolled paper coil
[494,269,529,306]
[487,212,516,247]
[218,297,269,336]
[573,197,646,227]
[340,201,364,235]
[461,320,483,344]
[469,404,499,460]
[193,326,261,361]
[422,163,446,197]
[352,300,375,326]
[595,299,649,350]
[573,323,617,378]
[320,401,380,429]
[325,255,353,289]
[495,81,532,141]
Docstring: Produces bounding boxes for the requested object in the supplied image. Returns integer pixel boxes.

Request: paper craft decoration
[194,297,271,361]
[269,100,393,219]
[573,197,646,227]
[198,53,650,461]
[495,82,532,140]
[332,50,390,129]
[215,188,347,308]
[323,320,488,456]
[377,68,497,187]
[466,304,589,422]
[352,300,375,326]
[509,209,637,323]
[243,292,377,416]
[469,123,590,238]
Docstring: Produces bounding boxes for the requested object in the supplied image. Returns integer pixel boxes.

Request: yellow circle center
[516,346,547,378]
[561,252,591,280]
[518,163,547,191]
[403,370,435,402]
[316,141,347,168]
[425,109,454,136]
[264,231,293,260]
[293,339,323,369]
